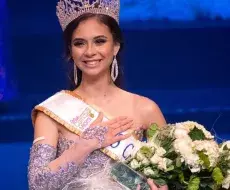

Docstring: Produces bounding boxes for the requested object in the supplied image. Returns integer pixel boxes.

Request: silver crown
[56,0,120,31]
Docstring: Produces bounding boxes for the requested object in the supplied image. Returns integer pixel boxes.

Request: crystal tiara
[56,0,120,31]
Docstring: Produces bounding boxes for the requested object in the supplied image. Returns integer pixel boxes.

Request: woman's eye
[74,41,85,47]
[95,39,106,45]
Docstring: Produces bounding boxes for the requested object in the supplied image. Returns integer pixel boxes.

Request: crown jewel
[56,0,120,31]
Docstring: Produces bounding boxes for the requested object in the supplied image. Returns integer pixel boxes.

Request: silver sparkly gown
[28,136,125,190]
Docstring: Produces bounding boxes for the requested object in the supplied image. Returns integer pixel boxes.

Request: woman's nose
[85,44,96,57]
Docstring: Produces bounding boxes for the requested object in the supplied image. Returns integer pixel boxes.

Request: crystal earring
[74,64,78,85]
[111,56,118,82]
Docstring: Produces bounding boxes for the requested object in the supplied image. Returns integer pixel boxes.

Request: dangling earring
[74,64,78,85]
[111,56,118,82]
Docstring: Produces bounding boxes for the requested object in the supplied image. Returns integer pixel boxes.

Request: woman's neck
[76,73,118,101]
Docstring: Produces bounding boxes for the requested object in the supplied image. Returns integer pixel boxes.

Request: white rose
[190,166,201,173]
[158,158,167,171]
[193,140,219,168]
[174,137,193,156]
[130,159,141,169]
[150,154,162,165]
[220,141,230,152]
[165,158,173,166]
[155,147,166,157]
[186,153,200,170]
[136,151,146,161]
[173,138,200,171]
[141,158,150,166]
[143,167,156,176]
[174,127,189,139]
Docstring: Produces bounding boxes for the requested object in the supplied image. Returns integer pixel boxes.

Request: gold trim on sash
[33,106,82,136]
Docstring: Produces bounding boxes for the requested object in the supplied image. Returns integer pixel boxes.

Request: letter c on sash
[123,144,134,160]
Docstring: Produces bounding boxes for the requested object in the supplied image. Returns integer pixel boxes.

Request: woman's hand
[136,179,168,190]
[81,112,135,150]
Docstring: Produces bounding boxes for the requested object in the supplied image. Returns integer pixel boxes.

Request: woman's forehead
[72,18,112,39]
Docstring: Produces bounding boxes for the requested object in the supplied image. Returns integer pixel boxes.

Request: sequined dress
[28,136,125,190]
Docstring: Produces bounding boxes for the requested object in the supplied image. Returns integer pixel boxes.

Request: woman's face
[71,17,120,78]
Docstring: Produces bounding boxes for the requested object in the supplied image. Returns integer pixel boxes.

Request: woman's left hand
[136,179,168,190]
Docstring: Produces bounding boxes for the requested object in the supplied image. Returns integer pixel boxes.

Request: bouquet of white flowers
[111,121,230,190]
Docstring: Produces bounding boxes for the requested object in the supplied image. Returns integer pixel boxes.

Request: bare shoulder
[128,91,166,127]
[35,111,59,130]
[33,111,59,146]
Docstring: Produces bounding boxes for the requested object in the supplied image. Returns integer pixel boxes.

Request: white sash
[32,90,139,162]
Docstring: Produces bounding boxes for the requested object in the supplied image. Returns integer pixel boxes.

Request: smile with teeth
[83,60,101,67]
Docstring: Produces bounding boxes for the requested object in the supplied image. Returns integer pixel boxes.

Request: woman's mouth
[83,60,102,68]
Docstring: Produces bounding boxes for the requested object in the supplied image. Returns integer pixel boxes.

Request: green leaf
[188,127,205,141]
[166,165,174,172]
[198,151,210,169]
[187,176,200,190]
[153,178,167,186]
[176,157,182,167]
[212,167,224,185]
[139,146,153,158]
[178,171,189,185]
[147,123,158,139]
[179,172,185,184]
[161,137,174,152]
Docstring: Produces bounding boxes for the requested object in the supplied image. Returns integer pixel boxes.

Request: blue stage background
[0,0,230,189]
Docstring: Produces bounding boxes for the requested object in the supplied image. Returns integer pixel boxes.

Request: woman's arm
[28,112,95,190]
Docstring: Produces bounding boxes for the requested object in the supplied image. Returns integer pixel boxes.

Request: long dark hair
[63,13,124,90]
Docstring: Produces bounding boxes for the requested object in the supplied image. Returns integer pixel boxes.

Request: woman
[28,0,167,189]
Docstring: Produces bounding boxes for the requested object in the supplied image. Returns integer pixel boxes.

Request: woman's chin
[81,68,105,78]
[80,64,109,78]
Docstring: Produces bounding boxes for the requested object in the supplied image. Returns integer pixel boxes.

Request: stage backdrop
[0,0,16,102]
